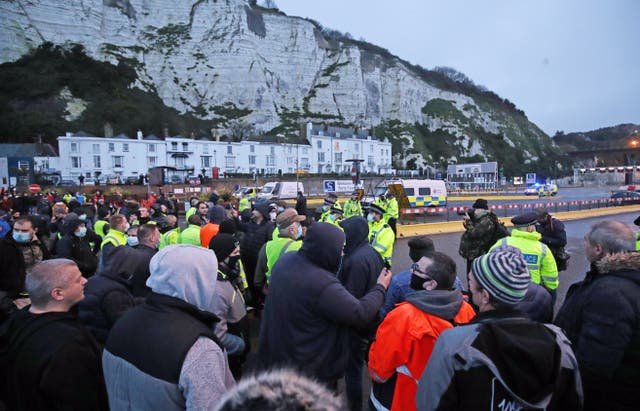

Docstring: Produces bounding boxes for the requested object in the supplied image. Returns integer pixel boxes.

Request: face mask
[127,236,139,247]
[367,214,374,223]
[75,227,87,238]
[295,225,303,240]
[277,206,284,213]
[78,214,87,221]
[322,205,328,212]
[329,214,337,222]
[12,231,31,243]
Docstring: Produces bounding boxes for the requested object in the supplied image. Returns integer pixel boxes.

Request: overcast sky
[274,0,640,136]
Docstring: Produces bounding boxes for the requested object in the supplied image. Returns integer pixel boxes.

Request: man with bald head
[555,220,640,411]
[0,259,108,411]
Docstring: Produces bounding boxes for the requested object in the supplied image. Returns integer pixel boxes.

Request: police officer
[368,203,395,268]
[238,192,251,213]
[343,191,363,218]
[93,207,111,239]
[319,193,341,223]
[490,211,559,296]
[326,205,344,228]
[265,209,305,285]
[383,192,399,236]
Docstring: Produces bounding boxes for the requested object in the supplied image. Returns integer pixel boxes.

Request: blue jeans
[220,333,245,356]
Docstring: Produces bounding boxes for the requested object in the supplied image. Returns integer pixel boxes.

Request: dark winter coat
[554,251,640,411]
[517,282,553,323]
[0,308,109,411]
[78,247,140,344]
[56,234,98,278]
[536,217,567,249]
[417,310,583,411]
[0,232,50,298]
[257,222,386,382]
[295,194,308,217]
[129,243,158,297]
[459,209,500,260]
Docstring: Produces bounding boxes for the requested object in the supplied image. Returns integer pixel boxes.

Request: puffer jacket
[554,251,640,411]
[459,209,499,260]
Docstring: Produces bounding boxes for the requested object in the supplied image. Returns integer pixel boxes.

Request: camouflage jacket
[458,209,499,260]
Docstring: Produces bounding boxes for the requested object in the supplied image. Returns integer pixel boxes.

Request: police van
[257,181,305,200]
[362,179,447,208]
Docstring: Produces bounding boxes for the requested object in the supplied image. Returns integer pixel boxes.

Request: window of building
[381,149,384,156]
[171,142,178,151]
[201,156,211,168]
[317,140,323,149]
[225,156,235,168]
[108,143,114,152]
[175,157,185,167]
[370,145,374,153]
[318,152,325,162]
[302,147,308,154]
[92,144,100,154]
[367,155,374,167]
[355,143,359,152]
[148,157,156,167]
[250,145,255,153]
[334,152,342,163]
[182,142,188,151]
[287,157,293,165]
[71,142,78,152]
[270,147,275,155]
[249,155,256,165]
[266,156,275,167]
[227,145,233,154]
[71,157,82,168]
[301,158,309,168]
[148,144,155,153]
[93,155,101,168]
[17,161,29,172]
[288,146,292,154]
[202,144,208,154]
[113,156,123,168]
[123,143,129,152]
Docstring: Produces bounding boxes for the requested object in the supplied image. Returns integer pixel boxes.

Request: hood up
[299,222,345,273]
[340,216,369,255]
[146,244,218,314]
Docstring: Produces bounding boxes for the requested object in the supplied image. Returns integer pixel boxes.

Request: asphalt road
[391,209,640,312]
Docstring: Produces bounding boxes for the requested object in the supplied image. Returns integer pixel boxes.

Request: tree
[258,0,278,9]
[228,119,254,142]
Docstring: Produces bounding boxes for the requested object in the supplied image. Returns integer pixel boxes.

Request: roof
[113,133,131,139]
[310,123,374,140]
[0,143,58,157]
[144,134,162,140]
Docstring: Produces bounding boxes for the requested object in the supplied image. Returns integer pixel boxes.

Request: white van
[257,181,305,200]
[363,178,447,208]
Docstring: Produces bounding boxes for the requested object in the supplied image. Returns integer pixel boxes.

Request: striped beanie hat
[472,246,530,305]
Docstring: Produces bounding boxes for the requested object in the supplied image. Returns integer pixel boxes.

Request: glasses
[411,262,433,281]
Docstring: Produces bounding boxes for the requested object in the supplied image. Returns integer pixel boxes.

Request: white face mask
[75,227,87,238]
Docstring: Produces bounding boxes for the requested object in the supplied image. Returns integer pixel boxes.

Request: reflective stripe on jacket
[369,219,395,267]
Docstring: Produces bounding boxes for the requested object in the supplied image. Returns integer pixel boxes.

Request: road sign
[323,180,336,193]
[28,183,41,193]
[526,173,536,184]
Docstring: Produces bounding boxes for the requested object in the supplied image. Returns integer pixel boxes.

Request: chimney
[164,127,169,138]
[104,122,114,138]
[137,129,143,140]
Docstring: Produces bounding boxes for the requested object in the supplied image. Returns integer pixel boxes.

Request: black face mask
[220,256,241,281]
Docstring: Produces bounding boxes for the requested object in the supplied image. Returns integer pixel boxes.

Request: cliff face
[0,0,565,174]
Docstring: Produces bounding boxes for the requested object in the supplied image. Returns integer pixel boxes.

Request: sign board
[513,176,523,185]
[28,183,41,193]
[323,180,355,193]
[525,173,536,184]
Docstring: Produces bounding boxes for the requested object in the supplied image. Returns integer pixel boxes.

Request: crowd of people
[0,186,638,411]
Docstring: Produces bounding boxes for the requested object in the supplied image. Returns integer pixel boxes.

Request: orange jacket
[200,223,220,248]
[368,300,476,411]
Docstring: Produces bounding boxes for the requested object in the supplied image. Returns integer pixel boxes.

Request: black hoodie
[339,216,384,299]
[0,308,108,411]
[257,222,386,381]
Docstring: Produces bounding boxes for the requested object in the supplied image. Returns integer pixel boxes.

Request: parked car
[611,190,640,200]
[125,176,140,185]
[59,179,76,187]
[83,178,96,186]
[106,175,121,185]
[233,186,261,199]
[185,175,201,185]
[170,175,182,184]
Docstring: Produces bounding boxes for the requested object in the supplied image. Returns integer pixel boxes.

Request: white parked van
[257,181,305,200]
[362,178,447,208]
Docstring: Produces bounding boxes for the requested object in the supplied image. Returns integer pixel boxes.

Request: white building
[56,123,393,180]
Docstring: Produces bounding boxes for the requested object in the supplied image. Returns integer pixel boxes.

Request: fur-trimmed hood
[595,251,640,275]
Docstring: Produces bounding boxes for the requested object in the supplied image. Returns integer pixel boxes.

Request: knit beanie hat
[209,233,238,261]
[471,246,530,305]
[408,236,435,262]
[61,212,82,234]
[472,198,488,210]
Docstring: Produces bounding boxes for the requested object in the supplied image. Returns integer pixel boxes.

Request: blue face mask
[277,207,284,213]
[12,231,31,243]
[322,205,328,212]
[295,225,303,240]
[127,236,139,247]
[78,214,87,221]
[367,214,374,223]
[329,214,337,222]
[75,227,87,238]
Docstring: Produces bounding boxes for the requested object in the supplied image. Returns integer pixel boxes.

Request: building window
[92,144,100,154]
[370,145,374,153]
[71,157,82,168]
[317,140,323,149]
[250,145,255,153]
[318,152,325,162]
[302,148,308,154]
[70,142,78,153]
[202,144,208,154]
[182,142,188,151]
[227,145,233,154]
[93,156,101,168]
[171,142,178,151]
[334,152,342,163]
[148,144,155,153]
[381,149,384,156]
[17,161,29,172]
[249,155,256,165]
[201,156,211,168]
[287,157,293,165]
[123,143,129,152]
[266,156,275,167]
[270,147,275,155]
[108,143,114,152]
[368,155,374,168]
[288,146,292,154]
[225,156,235,168]
[148,157,156,167]
[355,143,359,152]
[175,157,185,167]
[113,156,124,168]
[301,158,309,169]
